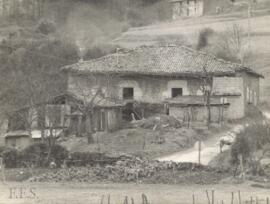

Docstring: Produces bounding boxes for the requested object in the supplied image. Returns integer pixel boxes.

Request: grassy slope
[115,7,270,101]
[60,127,208,159]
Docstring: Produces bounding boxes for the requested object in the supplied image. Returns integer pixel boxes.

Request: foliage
[36,19,56,35]
[20,143,69,167]
[231,133,251,164]
[0,26,79,118]
[50,144,69,166]
[20,143,48,167]
[230,122,270,175]
[2,148,18,168]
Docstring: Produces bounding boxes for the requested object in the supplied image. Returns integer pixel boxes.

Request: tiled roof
[63,46,263,78]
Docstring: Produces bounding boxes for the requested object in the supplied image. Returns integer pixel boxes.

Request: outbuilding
[170,0,204,19]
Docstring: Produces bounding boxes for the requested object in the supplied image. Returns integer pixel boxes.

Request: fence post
[267,197,269,204]
[0,157,5,183]
[238,191,241,204]
[212,190,215,204]
[100,195,104,204]
[198,140,202,165]
[231,192,234,204]
[206,190,211,204]
[250,197,253,204]
[193,194,195,204]
[124,196,129,204]
[108,194,110,204]
[142,194,148,204]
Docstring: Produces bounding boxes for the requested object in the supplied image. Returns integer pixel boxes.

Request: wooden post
[231,192,234,204]
[124,196,129,204]
[206,190,211,204]
[108,194,110,204]
[198,140,202,165]
[192,194,195,204]
[250,197,253,204]
[0,157,5,183]
[256,197,258,204]
[239,154,244,179]
[100,195,104,204]
[142,194,148,204]
[267,197,269,204]
[77,115,82,136]
[238,191,241,204]
[212,190,215,204]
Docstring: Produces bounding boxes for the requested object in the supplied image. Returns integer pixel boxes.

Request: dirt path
[158,131,228,165]
[0,182,269,204]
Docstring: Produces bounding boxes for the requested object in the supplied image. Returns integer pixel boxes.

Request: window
[171,88,183,98]
[123,88,134,99]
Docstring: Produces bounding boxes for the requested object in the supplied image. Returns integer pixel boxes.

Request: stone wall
[213,76,245,119]
[67,73,204,104]
[67,73,260,121]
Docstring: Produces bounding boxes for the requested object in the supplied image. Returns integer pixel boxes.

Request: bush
[231,123,270,165]
[231,134,251,165]
[36,19,56,35]
[2,148,18,168]
[20,143,48,167]
[50,144,69,166]
[20,143,68,167]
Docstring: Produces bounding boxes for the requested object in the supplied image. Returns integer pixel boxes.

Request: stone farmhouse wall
[67,72,260,120]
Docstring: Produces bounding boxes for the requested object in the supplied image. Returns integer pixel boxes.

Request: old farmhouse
[62,45,263,129]
[5,45,263,149]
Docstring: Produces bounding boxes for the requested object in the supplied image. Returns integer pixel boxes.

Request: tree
[199,58,213,129]
[214,24,249,64]
[231,122,270,177]
[68,73,117,144]
[0,26,78,153]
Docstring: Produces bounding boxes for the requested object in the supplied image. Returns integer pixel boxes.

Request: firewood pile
[28,156,218,183]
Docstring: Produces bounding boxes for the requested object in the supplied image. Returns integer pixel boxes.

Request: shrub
[36,19,56,35]
[2,148,18,168]
[231,122,270,171]
[231,133,251,164]
[50,144,69,166]
[20,143,68,167]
